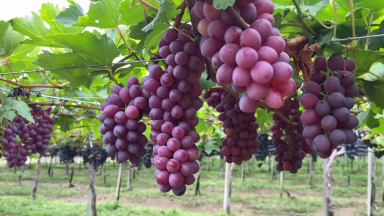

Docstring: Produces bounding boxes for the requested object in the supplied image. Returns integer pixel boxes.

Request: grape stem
[137,0,158,12]
[28,102,100,110]
[304,13,333,29]
[116,26,142,61]
[332,0,337,37]
[174,0,188,29]
[224,6,250,30]
[365,13,374,50]
[291,0,317,36]
[258,101,297,126]
[4,58,19,85]
[348,0,357,47]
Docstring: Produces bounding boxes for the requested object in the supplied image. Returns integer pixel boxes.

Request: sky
[0,0,90,21]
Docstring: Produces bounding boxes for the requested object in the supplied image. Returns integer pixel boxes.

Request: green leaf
[0,21,24,57]
[33,51,96,89]
[0,110,16,121]
[199,71,215,90]
[0,95,34,123]
[256,108,273,129]
[335,0,384,21]
[129,18,154,40]
[316,3,349,23]
[48,32,121,65]
[335,23,367,41]
[348,49,384,78]
[119,0,159,25]
[145,23,169,49]
[75,0,123,28]
[142,0,180,32]
[317,28,333,46]
[213,0,236,9]
[301,0,329,15]
[367,109,380,128]
[7,44,38,62]
[357,110,369,127]
[363,80,384,109]
[362,59,384,81]
[53,3,85,27]
[361,20,384,51]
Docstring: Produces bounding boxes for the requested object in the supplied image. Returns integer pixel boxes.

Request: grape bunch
[204,87,225,108]
[59,145,77,163]
[79,146,109,168]
[215,91,260,165]
[300,54,359,159]
[193,0,295,112]
[48,145,59,157]
[271,98,310,173]
[254,133,271,161]
[142,144,153,168]
[100,76,148,164]
[149,26,205,196]
[201,150,220,157]
[364,140,384,158]
[0,105,54,167]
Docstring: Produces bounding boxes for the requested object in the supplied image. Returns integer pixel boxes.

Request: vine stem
[4,58,19,84]
[41,71,63,88]
[365,13,374,50]
[292,0,316,36]
[258,102,297,127]
[28,102,100,110]
[0,77,70,89]
[348,0,357,47]
[116,26,142,61]
[332,0,337,37]
[304,13,333,29]
[138,0,158,12]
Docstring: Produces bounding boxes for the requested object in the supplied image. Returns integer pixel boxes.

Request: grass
[0,155,383,215]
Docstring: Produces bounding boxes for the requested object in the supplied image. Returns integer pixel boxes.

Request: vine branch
[304,13,333,29]
[28,102,100,110]
[138,0,158,12]
[224,6,250,30]
[348,0,357,47]
[292,0,316,36]
[332,0,337,37]
[0,77,70,89]
[4,58,19,84]
[174,0,187,29]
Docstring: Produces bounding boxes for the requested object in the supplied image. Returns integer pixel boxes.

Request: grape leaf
[39,3,84,34]
[316,3,349,23]
[367,109,380,128]
[10,12,63,47]
[361,20,384,51]
[75,0,123,28]
[53,3,85,27]
[142,0,180,32]
[33,51,97,89]
[213,0,236,9]
[348,49,384,78]
[47,32,121,65]
[0,94,34,123]
[0,21,24,57]
[362,59,384,81]
[335,0,384,20]
[357,110,369,127]
[199,71,215,90]
[363,80,384,109]
[301,0,329,15]
[119,0,159,25]
[129,18,154,40]
[256,108,273,129]
[145,23,169,49]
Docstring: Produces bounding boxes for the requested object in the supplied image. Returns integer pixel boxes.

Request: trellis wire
[0,58,166,75]
[331,34,384,42]
[0,87,102,106]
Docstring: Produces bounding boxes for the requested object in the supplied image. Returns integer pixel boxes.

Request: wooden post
[223,162,230,214]
[116,163,122,201]
[270,159,275,180]
[280,171,284,198]
[195,161,202,196]
[268,156,271,173]
[322,158,328,216]
[208,157,211,171]
[325,148,345,216]
[367,147,373,216]
[309,158,313,184]
[382,156,384,201]
[103,163,107,186]
[241,162,245,182]
[69,166,74,187]
[341,155,344,175]
[247,160,250,174]
[18,164,25,186]
[87,163,97,216]
[127,162,132,190]
[32,156,42,201]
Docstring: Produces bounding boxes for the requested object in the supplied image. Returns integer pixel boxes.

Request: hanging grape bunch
[142,144,154,168]
[300,54,359,159]
[271,98,311,173]
[59,145,77,163]
[0,105,54,168]
[100,76,148,165]
[80,146,109,168]
[149,22,205,196]
[254,133,271,161]
[194,0,295,112]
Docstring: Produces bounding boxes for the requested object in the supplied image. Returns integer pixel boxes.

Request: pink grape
[235,47,258,68]
[219,44,241,66]
[240,28,261,50]
[257,46,278,64]
[216,64,235,85]
[247,81,269,100]
[263,88,283,108]
[263,36,285,54]
[250,19,272,42]
[232,67,251,87]
[250,61,274,83]
[272,62,293,82]
[203,3,221,21]
[253,0,274,14]
[224,26,242,44]
[198,19,210,37]
[208,20,228,41]
[257,13,275,25]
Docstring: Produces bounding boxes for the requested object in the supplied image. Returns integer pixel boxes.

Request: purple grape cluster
[300,54,358,158]
[149,27,206,196]
[100,76,148,164]
[1,106,54,167]
[271,98,311,173]
[193,0,296,112]
[205,89,260,165]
